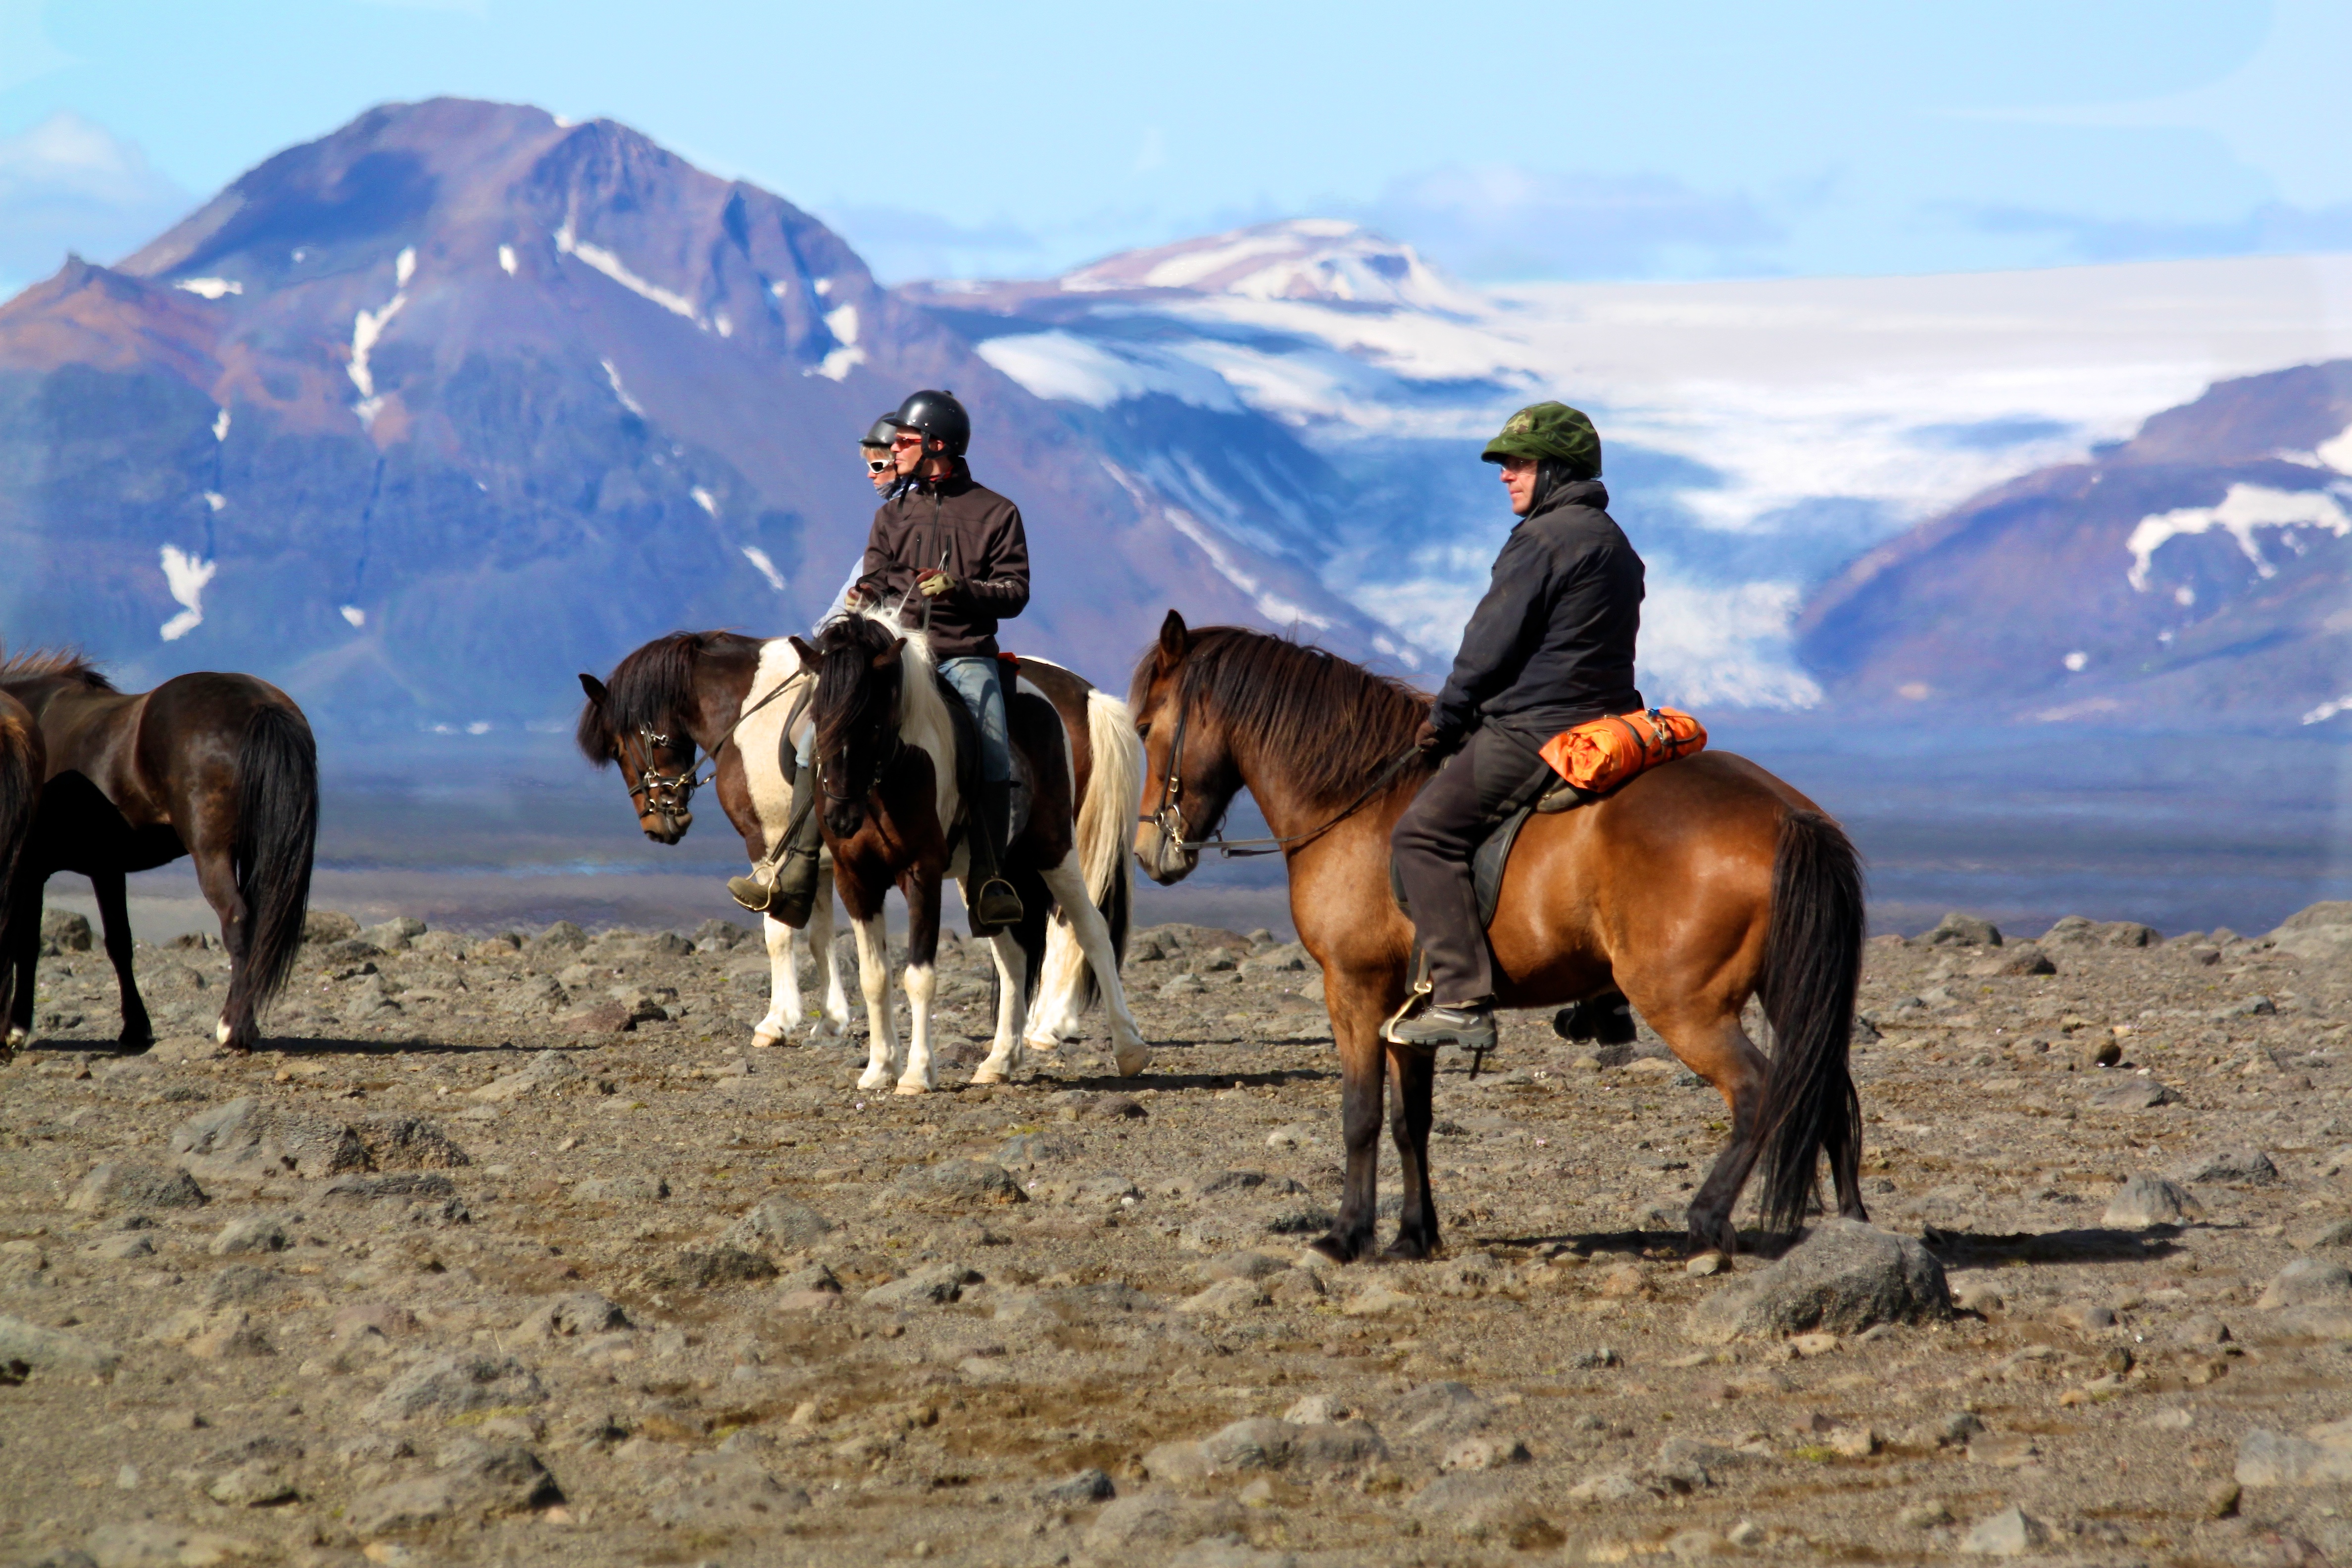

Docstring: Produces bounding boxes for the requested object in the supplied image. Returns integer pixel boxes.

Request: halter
[1142,672,1422,859]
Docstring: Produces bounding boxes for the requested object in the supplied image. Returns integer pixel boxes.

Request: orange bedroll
[1538,707,1707,796]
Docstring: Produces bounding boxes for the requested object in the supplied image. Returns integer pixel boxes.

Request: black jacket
[857,461,1030,659]
[1426,479,1644,745]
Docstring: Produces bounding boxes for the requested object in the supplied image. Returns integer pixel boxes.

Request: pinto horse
[577,632,853,1046]
[0,690,42,1059]
[800,609,1148,1093]
[0,653,316,1055]
[1128,612,1866,1261]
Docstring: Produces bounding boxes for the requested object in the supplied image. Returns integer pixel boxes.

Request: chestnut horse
[1,653,316,1055]
[577,632,852,1046]
[0,689,42,1059]
[801,608,1148,1093]
[1129,613,1865,1262]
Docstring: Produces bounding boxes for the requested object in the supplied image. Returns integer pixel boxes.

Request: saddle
[1386,775,1590,930]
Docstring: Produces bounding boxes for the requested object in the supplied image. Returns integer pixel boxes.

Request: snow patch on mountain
[2127,483,2352,590]
[158,544,215,642]
[556,219,703,327]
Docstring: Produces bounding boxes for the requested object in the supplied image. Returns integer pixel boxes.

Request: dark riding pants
[1390,726,1558,1007]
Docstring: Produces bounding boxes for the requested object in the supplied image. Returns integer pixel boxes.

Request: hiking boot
[966,780,1025,934]
[1388,1000,1498,1054]
[726,874,775,914]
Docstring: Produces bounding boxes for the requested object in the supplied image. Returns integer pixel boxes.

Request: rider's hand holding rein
[917,570,955,600]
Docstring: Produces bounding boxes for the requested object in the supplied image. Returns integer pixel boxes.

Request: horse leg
[893,871,942,1096]
[813,865,852,1038]
[1311,976,1392,1264]
[851,915,900,1092]
[92,869,152,1050]
[185,837,252,1050]
[2,876,38,1053]
[751,911,802,1049]
[1021,913,1083,1048]
[1660,1012,1771,1255]
[1036,860,1149,1078]
[970,930,1031,1084]
[1383,1044,1442,1260]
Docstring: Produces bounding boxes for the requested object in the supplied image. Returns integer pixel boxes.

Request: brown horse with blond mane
[1129,611,1865,1263]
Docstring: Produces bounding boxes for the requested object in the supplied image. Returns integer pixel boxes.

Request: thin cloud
[0,111,190,294]
[1964,199,2352,265]
[1366,164,1782,282]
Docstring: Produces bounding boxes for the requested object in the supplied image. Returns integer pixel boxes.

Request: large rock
[2259,1258,2352,1310]
[363,1354,546,1421]
[1924,912,2002,947]
[1683,1220,1951,1344]
[723,1191,836,1253]
[1960,1504,2051,1556]
[169,1097,370,1179]
[66,1163,207,1212]
[84,1521,263,1568]
[353,1115,472,1169]
[2239,1428,2352,1487]
[890,1159,1027,1209]
[2103,1176,2203,1228]
[0,1313,120,1375]
[2041,916,2157,948]
[343,1441,562,1532]
[2174,1149,2280,1186]
[2088,1078,2176,1111]
[1082,1491,1247,1552]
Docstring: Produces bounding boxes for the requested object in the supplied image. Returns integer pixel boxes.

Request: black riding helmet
[889,389,971,458]
[859,414,897,450]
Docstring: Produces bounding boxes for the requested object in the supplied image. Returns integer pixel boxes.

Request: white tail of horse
[1028,687,1143,1041]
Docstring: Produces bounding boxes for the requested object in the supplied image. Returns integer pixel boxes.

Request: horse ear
[1158,609,1189,664]
[786,636,818,668]
[871,637,905,672]
[579,673,609,705]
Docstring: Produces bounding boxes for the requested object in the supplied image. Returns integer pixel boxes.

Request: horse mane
[577,632,710,764]
[811,609,952,756]
[1130,626,1431,806]
[0,646,114,690]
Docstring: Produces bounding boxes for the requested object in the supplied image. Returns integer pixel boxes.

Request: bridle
[1142,672,1422,859]
[618,668,809,822]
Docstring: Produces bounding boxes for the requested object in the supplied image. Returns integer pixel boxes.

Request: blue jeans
[937,656,1012,786]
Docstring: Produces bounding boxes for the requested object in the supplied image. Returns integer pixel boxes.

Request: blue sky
[1,0,2348,293]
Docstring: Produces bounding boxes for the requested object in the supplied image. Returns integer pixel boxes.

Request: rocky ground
[8,901,2352,1567]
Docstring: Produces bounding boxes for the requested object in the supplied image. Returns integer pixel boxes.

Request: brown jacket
[857,461,1030,659]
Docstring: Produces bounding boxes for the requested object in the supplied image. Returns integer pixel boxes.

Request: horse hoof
[214,1019,232,1046]
[1307,1233,1358,1265]
[1112,1045,1153,1078]
[1021,1034,1062,1055]
[969,1064,1008,1085]
[855,1070,889,1092]
[892,1078,931,1096]
[1380,1237,1434,1263]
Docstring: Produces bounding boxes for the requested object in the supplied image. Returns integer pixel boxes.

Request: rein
[1143,681,1422,859]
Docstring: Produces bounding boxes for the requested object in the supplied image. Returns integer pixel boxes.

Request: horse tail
[232,702,318,1011]
[1752,808,1866,1239]
[0,704,41,1030]
[1069,689,1140,1012]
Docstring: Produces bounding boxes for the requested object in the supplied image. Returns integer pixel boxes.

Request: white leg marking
[852,916,898,1091]
[215,1016,232,1046]
[970,931,1030,1084]
[1024,913,1087,1046]
[1039,859,1150,1078]
[752,911,802,1048]
[895,961,937,1095]
[812,867,852,1038]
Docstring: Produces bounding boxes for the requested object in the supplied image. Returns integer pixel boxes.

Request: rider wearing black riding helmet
[738,390,1031,935]
[1389,401,1645,1054]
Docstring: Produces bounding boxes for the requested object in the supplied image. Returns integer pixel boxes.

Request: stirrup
[970,874,1024,934]
[727,875,776,914]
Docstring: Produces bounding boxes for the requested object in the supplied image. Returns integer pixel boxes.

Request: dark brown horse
[0,689,43,1061]
[1,653,316,1055]
[1129,612,1865,1262]
[799,609,1148,1093]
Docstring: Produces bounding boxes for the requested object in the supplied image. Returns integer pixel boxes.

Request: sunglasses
[866,457,891,473]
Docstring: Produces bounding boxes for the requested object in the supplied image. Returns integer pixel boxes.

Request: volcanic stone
[1684,1219,1951,1343]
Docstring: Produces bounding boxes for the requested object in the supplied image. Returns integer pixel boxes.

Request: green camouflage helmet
[1482,401,1602,478]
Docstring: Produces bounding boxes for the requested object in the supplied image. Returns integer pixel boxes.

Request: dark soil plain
[10,903,2352,1568]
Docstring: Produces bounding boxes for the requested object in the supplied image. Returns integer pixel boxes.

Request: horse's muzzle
[642,811,690,844]
[1133,825,1198,886]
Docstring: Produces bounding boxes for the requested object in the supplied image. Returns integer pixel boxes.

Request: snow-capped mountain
[0,101,1394,735]
[1800,359,2352,723]
[908,225,2352,712]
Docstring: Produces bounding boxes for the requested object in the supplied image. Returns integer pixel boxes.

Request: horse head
[807,615,906,842]
[577,637,706,844]
[1127,609,1238,885]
